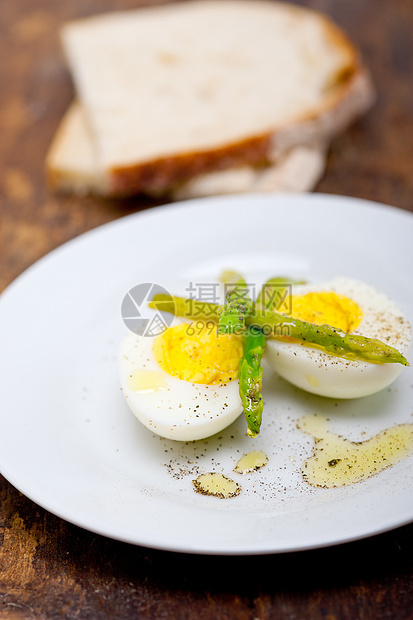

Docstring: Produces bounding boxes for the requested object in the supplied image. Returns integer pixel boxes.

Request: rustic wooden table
[1,0,413,618]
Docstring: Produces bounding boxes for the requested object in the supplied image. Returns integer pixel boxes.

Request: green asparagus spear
[239,326,266,437]
[246,310,409,366]
[221,272,262,434]
[241,276,302,437]
[218,271,265,437]
[217,273,254,335]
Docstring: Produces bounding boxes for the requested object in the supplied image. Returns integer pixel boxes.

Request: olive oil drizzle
[127,369,167,393]
[192,473,241,498]
[234,450,268,474]
[298,414,413,488]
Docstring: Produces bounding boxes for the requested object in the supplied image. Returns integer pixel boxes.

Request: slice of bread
[51,0,374,197]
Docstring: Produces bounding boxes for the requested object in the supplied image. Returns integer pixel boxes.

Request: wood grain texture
[1,1,413,618]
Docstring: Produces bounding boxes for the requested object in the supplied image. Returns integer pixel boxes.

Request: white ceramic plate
[0,193,412,555]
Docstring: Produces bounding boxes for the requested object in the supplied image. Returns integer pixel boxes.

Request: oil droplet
[127,370,167,393]
[234,450,268,474]
[305,374,319,388]
[192,473,241,498]
[298,414,413,488]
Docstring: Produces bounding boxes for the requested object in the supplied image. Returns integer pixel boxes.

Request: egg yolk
[153,322,243,384]
[288,292,362,333]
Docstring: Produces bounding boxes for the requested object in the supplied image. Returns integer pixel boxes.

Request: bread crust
[108,133,273,196]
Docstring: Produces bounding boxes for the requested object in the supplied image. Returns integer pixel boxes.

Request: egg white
[265,277,412,399]
[119,323,243,441]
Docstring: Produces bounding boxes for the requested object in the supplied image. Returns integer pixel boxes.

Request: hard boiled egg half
[265,277,412,399]
[119,319,244,440]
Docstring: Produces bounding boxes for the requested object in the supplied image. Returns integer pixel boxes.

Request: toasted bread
[48,1,374,197]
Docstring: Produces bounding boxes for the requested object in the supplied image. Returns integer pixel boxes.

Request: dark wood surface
[1,1,413,618]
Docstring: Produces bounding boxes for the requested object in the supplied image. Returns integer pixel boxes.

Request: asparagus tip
[247,428,259,438]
